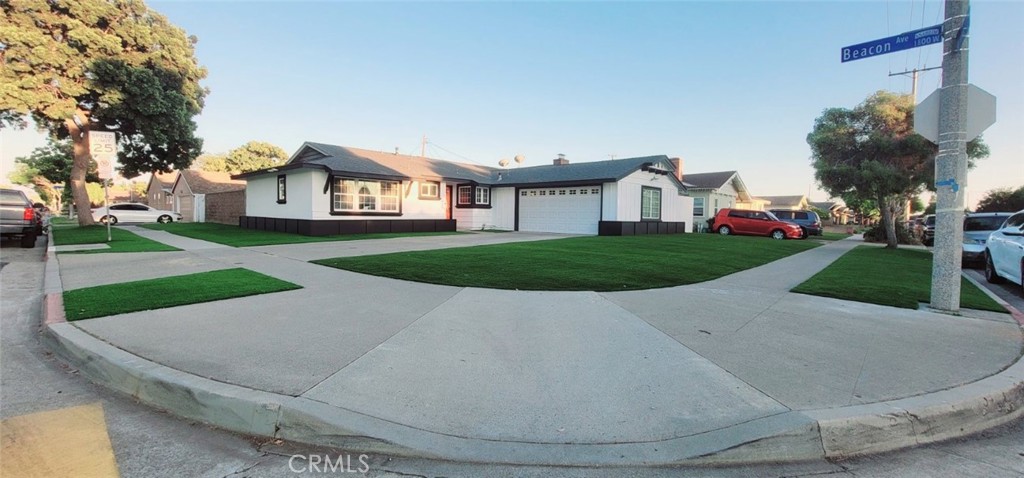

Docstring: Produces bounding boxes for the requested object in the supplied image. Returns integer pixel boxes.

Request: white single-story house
[234,142,695,236]
[680,171,755,228]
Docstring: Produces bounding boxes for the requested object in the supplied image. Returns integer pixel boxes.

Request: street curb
[962,270,1024,326]
[43,234,66,325]
[41,319,1024,466]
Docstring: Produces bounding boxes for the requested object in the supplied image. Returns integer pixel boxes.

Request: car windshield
[765,211,781,221]
[964,216,1008,232]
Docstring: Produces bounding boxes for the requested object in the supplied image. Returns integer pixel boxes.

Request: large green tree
[1,0,207,225]
[224,141,288,173]
[807,91,988,248]
[975,186,1024,213]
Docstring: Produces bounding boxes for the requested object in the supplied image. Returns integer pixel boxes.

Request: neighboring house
[760,195,810,211]
[234,142,694,236]
[810,200,851,225]
[171,170,246,223]
[146,172,177,209]
[681,171,754,229]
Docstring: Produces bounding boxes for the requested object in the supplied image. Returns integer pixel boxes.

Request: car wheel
[718,226,731,235]
[157,215,173,224]
[100,215,118,225]
[984,252,1005,284]
[770,229,786,240]
[799,227,808,239]
[20,233,37,248]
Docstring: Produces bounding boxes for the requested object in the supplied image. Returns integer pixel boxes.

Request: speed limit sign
[89,131,117,179]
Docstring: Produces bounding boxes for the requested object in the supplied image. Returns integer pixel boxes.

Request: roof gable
[682,171,737,190]
[176,170,246,195]
[146,171,177,194]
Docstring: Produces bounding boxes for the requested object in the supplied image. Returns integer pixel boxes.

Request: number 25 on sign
[88,131,117,180]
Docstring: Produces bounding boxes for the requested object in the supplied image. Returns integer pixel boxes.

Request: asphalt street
[1,234,1022,477]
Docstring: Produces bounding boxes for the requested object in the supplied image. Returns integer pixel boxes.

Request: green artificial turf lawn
[140,222,461,247]
[314,233,822,291]
[53,225,179,253]
[63,268,301,321]
[792,246,1006,312]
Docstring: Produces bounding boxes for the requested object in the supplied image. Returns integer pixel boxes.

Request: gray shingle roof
[299,143,495,183]
[761,195,807,208]
[681,171,737,190]
[494,156,676,187]
[239,142,684,188]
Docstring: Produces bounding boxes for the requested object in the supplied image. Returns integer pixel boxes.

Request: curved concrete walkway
[44,229,1024,465]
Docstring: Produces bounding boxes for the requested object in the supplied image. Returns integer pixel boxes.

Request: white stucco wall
[453,207,495,230]
[248,170,460,221]
[244,170,314,219]
[490,187,515,230]
[614,170,691,228]
[601,182,618,221]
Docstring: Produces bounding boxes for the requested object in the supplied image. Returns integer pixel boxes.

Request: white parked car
[91,203,182,224]
[984,209,1024,293]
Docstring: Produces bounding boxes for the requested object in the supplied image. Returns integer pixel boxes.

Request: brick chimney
[553,153,569,166]
[669,157,683,182]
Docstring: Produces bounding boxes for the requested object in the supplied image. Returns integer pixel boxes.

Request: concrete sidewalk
[46,232,1024,465]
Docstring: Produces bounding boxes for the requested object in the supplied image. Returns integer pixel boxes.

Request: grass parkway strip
[140,222,462,247]
[53,225,180,253]
[313,234,821,291]
[63,268,302,321]
[792,245,1006,313]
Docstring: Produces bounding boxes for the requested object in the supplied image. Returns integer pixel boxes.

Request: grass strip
[140,222,461,247]
[314,234,821,291]
[819,232,853,241]
[53,225,179,253]
[63,268,301,321]
[792,245,1006,312]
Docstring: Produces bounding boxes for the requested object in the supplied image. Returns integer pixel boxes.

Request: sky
[1,0,1021,207]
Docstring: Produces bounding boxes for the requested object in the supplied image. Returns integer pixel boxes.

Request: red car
[711,208,804,240]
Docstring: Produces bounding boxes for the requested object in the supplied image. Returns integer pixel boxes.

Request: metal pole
[104,180,111,242]
[930,0,970,312]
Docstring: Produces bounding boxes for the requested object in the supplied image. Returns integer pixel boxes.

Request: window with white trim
[458,186,472,205]
[419,181,439,199]
[475,187,490,205]
[641,187,661,220]
[333,178,400,212]
[693,197,705,216]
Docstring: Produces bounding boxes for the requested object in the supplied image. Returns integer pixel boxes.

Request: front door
[444,186,453,220]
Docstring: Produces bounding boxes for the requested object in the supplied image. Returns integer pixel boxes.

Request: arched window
[358,186,375,210]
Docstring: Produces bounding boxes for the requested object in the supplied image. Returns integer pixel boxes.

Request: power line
[426,141,485,166]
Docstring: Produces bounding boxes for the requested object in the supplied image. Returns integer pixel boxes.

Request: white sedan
[984,209,1024,293]
[91,203,182,224]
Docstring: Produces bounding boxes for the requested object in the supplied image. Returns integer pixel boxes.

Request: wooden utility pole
[888,66,942,101]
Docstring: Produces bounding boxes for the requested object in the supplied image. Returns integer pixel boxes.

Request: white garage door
[518,186,602,234]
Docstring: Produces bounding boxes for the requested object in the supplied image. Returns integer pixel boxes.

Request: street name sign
[841,24,943,63]
[89,131,117,180]
[914,84,996,143]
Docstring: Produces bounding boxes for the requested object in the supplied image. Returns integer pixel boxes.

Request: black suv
[769,209,822,237]
[922,214,936,246]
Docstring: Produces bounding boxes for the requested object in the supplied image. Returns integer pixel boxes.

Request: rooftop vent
[553,153,569,166]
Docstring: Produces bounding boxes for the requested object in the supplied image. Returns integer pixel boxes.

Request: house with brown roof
[146,172,177,209]
[171,170,246,223]
[234,142,695,236]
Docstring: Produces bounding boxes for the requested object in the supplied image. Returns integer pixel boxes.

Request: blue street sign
[841,24,943,63]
